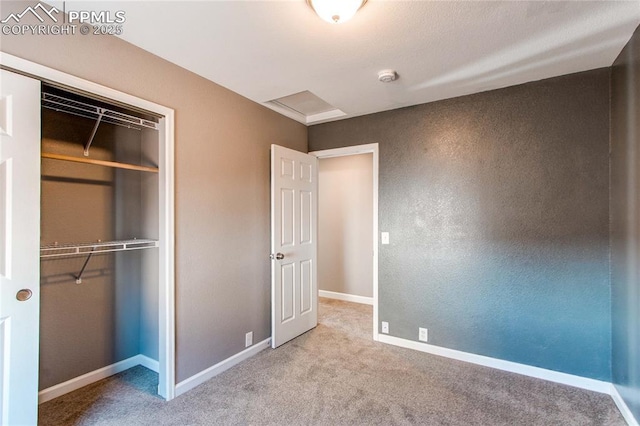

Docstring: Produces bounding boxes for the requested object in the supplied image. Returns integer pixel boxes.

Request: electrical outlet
[419,327,428,342]
[245,331,253,347]
[381,321,389,334]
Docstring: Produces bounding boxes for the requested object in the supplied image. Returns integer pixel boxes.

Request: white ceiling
[66,1,640,125]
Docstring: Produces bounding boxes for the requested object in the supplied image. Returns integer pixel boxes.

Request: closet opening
[38,84,165,403]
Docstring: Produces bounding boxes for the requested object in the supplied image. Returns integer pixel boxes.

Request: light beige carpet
[39,298,624,425]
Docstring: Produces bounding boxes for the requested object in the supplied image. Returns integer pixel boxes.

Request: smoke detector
[378,69,397,83]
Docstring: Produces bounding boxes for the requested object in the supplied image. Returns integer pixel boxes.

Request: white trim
[175,338,271,397]
[306,109,346,124]
[38,355,155,404]
[0,53,176,401]
[611,384,640,426]
[138,355,160,373]
[377,334,611,394]
[263,102,346,125]
[263,103,307,125]
[157,112,176,401]
[319,290,373,305]
[310,143,379,341]
[372,147,379,341]
[310,143,379,159]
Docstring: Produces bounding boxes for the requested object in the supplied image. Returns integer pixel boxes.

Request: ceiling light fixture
[306,0,367,24]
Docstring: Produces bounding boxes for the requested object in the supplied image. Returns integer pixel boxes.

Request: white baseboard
[377,334,611,394]
[611,384,640,426]
[319,290,373,305]
[175,338,271,397]
[38,354,157,404]
[137,354,160,373]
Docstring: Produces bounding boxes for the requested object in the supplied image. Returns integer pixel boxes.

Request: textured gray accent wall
[611,24,640,420]
[1,1,307,383]
[310,69,611,380]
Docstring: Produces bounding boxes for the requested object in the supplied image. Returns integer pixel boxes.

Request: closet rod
[41,152,159,173]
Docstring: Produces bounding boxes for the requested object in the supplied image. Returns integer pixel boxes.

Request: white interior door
[0,69,41,425]
[270,144,318,348]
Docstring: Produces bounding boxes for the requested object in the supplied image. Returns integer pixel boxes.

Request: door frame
[0,53,176,400]
[309,143,379,341]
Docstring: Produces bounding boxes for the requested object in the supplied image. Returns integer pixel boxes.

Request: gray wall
[318,154,373,298]
[1,1,307,383]
[310,69,611,380]
[611,25,640,420]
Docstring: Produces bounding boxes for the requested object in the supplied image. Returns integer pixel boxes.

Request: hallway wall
[318,154,373,299]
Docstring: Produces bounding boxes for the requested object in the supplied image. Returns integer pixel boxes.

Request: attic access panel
[267,90,345,124]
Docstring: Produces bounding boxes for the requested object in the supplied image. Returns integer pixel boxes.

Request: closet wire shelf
[41,239,159,283]
[40,239,159,259]
[42,93,159,131]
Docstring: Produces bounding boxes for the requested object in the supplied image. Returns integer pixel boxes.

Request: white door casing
[271,145,318,348]
[0,69,41,426]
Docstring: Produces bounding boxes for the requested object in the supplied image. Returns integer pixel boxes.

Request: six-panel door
[271,145,318,348]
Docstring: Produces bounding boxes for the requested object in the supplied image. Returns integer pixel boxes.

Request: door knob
[16,289,32,302]
[270,253,285,260]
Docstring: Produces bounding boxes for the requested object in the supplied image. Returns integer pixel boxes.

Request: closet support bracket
[75,251,94,284]
[84,110,104,157]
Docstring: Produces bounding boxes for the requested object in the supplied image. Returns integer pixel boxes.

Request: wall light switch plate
[381,232,390,245]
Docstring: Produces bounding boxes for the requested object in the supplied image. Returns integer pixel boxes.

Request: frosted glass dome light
[307,0,367,24]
